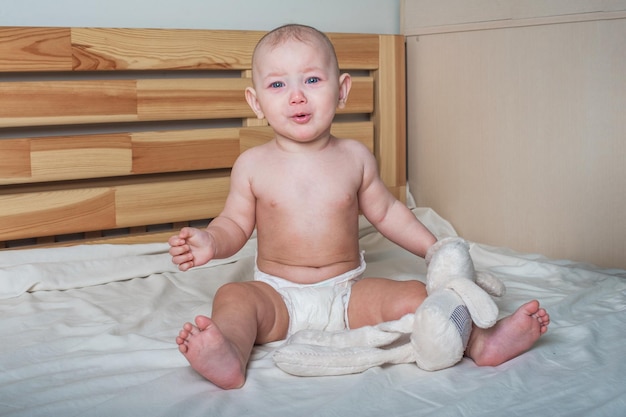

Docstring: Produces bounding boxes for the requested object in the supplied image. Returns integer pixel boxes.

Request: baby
[169,24,550,389]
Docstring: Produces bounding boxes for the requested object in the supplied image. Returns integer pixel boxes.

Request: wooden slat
[70,28,380,71]
[0,172,229,241]
[137,77,373,120]
[0,130,240,184]
[115,174,230,226]
[0,27,72,72]
[83,231,179,246]
[0,188,117,240]
[136,78,254,121]
[373,35,406,200]
[0,76,373,128]
[71,28,264,71]
[132,129,240,174]
[0,139,31,179]
[30,135,132,182]
[0,121,375,185]
[0,80,137,128]
[329,34,380,70]
[0,134,132,184]
[0,28,380,73]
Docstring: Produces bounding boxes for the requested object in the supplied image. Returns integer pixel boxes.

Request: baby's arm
[357,147,436,258]
[373,198,437,258]
[169,150,257,271]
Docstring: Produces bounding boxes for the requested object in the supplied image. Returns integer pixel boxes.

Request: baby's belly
[255,204,361,284]
[256,245,361,285]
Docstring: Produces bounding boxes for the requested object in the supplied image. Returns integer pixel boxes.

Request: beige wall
[403,1,626,269]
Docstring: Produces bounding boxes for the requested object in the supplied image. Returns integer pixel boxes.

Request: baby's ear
[337,73,352,109]
[245,87,265,119]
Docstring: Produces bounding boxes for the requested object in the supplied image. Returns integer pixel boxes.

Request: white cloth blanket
[0,208,624,417]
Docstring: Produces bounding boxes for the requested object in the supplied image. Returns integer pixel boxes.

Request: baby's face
[249,38,345,146]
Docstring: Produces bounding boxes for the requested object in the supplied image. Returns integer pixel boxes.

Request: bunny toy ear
[273,340,416,377]
[273,313,418,377]
[475,270,506,297]
[447,278,499,328]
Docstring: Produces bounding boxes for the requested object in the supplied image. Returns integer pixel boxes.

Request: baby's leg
[349,279,549,367]
[465,300,550,366]
[176,281,289,389]
[348,278,428,328]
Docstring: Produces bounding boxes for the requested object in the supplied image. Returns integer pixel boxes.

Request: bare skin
[466,300,550,366]
[171,25,550,389]
[177,317,246,389]
[176,290,550,389]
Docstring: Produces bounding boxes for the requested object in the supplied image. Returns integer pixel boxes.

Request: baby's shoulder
[235,141,274,163]
[334,137,370,153]
[334,137,376,162]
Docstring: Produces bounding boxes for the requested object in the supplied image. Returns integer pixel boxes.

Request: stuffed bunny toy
[273,237,505,375]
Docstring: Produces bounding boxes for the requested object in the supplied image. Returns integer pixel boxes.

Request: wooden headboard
[0,27,406,248]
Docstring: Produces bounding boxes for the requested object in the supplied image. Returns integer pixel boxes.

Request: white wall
[0,0,400,34]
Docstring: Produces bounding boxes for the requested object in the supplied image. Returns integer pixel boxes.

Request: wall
[403,0,626,269]
[0,0,400,34]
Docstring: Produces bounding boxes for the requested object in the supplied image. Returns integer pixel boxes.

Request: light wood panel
[1,187,118,240]
[0,80,137,127]
[0,27,405,247]
[0,77,372,128]
[0,173,230,241]
[30,135,132,181]
[0,27,380,72]
[131,129,240,174]
[0,122,373,185]
[71,28,263,71]
[0,27,72,71]
[374,34,407,200]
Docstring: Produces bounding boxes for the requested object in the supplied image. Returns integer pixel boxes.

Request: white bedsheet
[0,208,624,417]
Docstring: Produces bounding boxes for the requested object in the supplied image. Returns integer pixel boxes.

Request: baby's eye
[305,77,320,84]
[270,81,284,88]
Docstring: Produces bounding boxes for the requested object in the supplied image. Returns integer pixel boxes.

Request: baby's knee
[386,280,427,320]
[214,282,257,303]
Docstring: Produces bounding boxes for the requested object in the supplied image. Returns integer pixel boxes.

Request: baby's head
[245,24,351,130]
[251,24,340,86]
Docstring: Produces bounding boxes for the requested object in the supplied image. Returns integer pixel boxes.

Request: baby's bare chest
[253,155,361,206]
[258,168,358,209]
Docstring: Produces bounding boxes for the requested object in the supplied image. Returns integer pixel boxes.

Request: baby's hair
[252,24,340,75]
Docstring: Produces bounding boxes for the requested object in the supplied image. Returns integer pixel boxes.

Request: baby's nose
[289,88,307,104]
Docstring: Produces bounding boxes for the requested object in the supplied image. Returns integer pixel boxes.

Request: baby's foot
[466,300,550,366]
[176,315,246,389]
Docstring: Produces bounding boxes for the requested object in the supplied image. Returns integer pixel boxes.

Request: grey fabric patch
[450,305,471,347]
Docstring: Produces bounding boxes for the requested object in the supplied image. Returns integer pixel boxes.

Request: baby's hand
[168,227,215,271]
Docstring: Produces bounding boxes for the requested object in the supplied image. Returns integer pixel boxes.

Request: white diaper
[254,253,366,337]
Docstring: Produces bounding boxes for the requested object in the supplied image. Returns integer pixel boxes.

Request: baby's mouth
[292,113,311,123]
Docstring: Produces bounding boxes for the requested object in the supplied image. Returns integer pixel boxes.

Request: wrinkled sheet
[0,208,624,417]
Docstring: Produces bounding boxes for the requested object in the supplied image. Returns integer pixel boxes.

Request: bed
[1,26,625,417]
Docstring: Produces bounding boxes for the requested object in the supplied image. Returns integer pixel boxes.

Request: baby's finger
[178,227,195,239]
[177,260,194,272]
[168,234,185,247]
[169,245,187,257]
